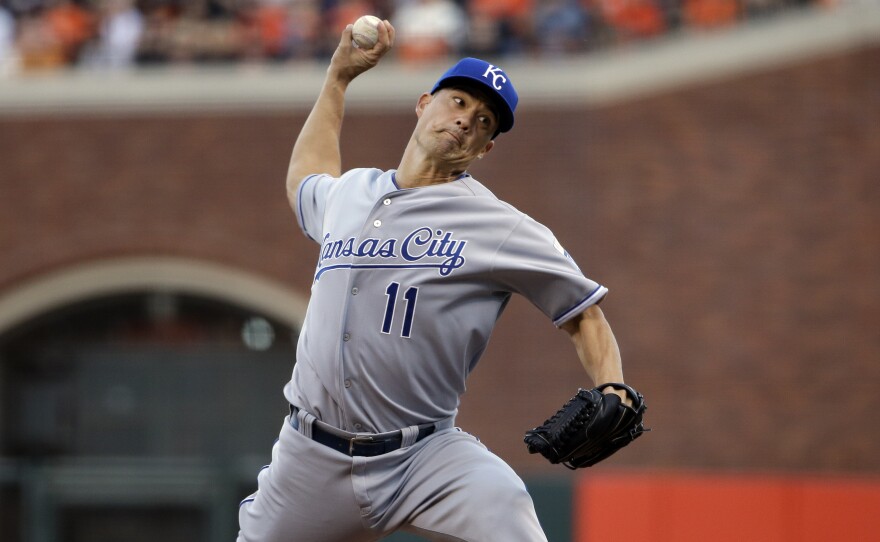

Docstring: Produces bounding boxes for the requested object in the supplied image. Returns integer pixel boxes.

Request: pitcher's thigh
[237,419,376,542]
[401,431,547,542]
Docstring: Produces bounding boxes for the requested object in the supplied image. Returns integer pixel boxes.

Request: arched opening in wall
[0,261,304,542]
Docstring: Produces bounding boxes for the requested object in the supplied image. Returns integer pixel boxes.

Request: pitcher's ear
[416,93,432,117]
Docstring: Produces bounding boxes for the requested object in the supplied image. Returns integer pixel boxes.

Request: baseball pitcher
[237,17,646,542]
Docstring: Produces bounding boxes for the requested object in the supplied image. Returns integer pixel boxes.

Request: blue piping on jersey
[296,174,321,242]
[552,285,607,326]
[314,262,459,281]
[391,171,469,189]
[239,464,271,507]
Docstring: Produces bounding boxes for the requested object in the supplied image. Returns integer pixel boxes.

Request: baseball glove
[524,383,648,469]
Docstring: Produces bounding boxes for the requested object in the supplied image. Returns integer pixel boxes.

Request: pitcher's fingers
[377,19,395,49]
[339,23,354,50]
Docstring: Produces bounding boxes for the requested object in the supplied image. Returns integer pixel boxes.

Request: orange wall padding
[575,472,880,542]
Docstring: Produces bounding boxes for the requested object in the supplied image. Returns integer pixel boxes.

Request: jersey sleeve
[294,173,335,242]
[491,215,608,327]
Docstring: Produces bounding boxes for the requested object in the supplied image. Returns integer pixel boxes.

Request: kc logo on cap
[430,57,519,136]
[482,65,507,90]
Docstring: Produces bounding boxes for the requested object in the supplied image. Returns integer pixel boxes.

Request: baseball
[352,15,381,49]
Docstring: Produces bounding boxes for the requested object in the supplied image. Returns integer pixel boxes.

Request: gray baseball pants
[237,412,548,541]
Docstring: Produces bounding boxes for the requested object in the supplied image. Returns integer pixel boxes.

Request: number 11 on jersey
[382,282,419,338]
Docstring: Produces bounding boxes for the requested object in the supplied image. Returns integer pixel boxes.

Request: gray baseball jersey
[285,167,607,433]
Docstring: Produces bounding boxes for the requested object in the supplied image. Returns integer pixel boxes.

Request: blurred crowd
[0,0,840,76]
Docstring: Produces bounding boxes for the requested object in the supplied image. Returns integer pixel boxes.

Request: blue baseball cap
[430,57,518,136]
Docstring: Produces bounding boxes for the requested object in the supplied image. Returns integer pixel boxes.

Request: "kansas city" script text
[318,227,467,277]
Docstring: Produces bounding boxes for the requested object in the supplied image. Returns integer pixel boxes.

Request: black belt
[290,406,436,457]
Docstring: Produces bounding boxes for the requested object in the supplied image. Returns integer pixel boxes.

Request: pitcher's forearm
[286,77,350,195]
[564,305,625,386]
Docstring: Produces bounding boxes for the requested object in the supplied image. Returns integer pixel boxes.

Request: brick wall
[1,45,877,474]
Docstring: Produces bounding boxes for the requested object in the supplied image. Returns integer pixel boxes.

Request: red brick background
[1,46,878,474]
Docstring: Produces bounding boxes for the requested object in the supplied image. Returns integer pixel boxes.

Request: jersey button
[344,379,352,388]
[373,219,382,227]
[343,333,351,341]
[383,198,391,206]
[354,423,363,430]
[351,287,358,295]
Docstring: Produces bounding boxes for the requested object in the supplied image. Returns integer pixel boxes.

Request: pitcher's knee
[462,470,538,525]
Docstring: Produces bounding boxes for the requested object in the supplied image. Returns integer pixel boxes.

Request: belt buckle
[349,434,376,456]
